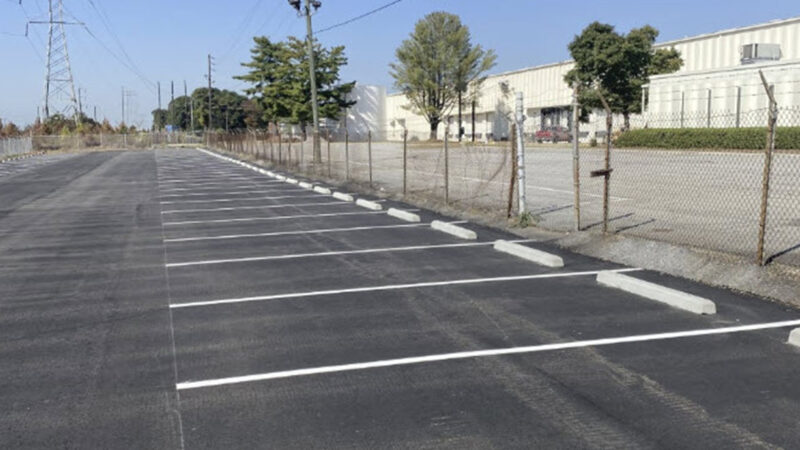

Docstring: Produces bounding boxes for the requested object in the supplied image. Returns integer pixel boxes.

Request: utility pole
[77,88,83,116]
[157,81,161,110]
[121,86,125,125]
[289,0,322,162]
[207,54,213,130]
[185,80,193,132]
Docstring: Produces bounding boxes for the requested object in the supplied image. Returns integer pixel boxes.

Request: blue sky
[1,0,798,127]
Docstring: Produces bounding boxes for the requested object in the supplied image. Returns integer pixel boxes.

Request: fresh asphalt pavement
[2,149,800,449]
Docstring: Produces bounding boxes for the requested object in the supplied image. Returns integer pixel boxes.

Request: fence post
[596,91,613,233]
[507,123,517,218]
[680,91,685,128]
[735,86,742,128]
[403,129,408,196]
[277,128,282,164]
[368,130,373,186]
[444,126,449,204]
[515,92,527,214]
[572,85,581,231]
[345,130,350,181]
[327,129,331,178]
[706,88,712,128]
[756,71,778,265]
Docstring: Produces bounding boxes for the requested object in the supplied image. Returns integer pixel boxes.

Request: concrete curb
[597,271,717,315]
[299,181,313,189]
[313,186,332,195]
[333,192,354,202]
[431,220,477,240]
[494,240,564,268]
[285,178,299,184]
[789,328,800,347]
[275,175,287,181]
[387,208,421,223]
[356,198,383,210]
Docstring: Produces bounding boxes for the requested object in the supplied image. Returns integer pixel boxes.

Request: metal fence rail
[0,136,33,157]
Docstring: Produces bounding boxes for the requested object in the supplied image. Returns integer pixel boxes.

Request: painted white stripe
[159,177,255,184]
[166,240,535,268]
[164,221,467,243]
[159,182,285,192]
[159,188,299,199]
[176,319,800,390]
[158,180,267,188]
[170,268,641,309]
[163,210,391,226]
[160,194,319,205]
[160,201,345,214]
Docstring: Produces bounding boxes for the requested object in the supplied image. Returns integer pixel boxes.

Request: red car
[535,126,572,143]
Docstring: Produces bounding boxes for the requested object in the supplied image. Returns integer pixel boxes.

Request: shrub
[615,127,800,150]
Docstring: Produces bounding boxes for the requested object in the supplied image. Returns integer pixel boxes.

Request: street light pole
[305,0,321,162]
[290,0,322,163]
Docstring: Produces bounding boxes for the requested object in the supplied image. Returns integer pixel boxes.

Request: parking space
[2,147,799,448]
[155,148,800,448]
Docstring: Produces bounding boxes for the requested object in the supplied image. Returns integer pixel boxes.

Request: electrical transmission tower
[29,0,82,120]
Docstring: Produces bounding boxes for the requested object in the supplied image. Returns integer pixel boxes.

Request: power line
[83,0,155,89]
[217,0,266,61]
[315,0,403,34]
[80,24,156,93]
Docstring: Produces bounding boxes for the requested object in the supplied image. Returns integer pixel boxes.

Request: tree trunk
[429,120,439,141]
[623,112,631,131]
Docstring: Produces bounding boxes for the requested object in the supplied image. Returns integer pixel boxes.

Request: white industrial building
[344,15,800,141]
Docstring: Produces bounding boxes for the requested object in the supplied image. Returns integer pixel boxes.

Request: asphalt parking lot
[2,148,800,449]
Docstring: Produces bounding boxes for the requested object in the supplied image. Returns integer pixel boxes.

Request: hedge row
[615,127,800,150]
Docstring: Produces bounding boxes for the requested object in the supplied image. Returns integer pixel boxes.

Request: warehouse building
[344,15,800,141]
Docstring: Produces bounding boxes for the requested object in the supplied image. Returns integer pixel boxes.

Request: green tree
[152,109,168,131]
[390,12,495,140]
[166,96,193,130]
[565,22,683,129]
[191,88,248,130]
[236,36,355,133]
[235,37,290,127]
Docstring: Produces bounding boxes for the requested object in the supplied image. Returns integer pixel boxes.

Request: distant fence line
[0,136,33,157]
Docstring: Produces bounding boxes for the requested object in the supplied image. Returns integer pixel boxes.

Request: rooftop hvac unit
[741,43,781,64]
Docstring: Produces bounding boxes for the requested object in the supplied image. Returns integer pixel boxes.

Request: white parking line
[175,319,800,390]
[158,180,267,188]
[161,201,346,214]
[164,222,467,243]
[163,210,397,226]
[166,239,536,268]
[160,194,320,205]
[159,188,299,199]
[159,182,285,192]
[170,268,641,309]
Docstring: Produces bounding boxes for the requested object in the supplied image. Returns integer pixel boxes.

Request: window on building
[741,44,781,64]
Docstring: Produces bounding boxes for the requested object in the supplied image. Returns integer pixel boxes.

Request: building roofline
[386,16,800,97]
[654,15,800,48]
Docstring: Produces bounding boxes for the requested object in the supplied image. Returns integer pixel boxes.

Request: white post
[515,92,527,214]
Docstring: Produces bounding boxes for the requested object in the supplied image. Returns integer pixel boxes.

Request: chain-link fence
[30,132,204,151]
[205,83,799,268]
[0,136,33,158]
